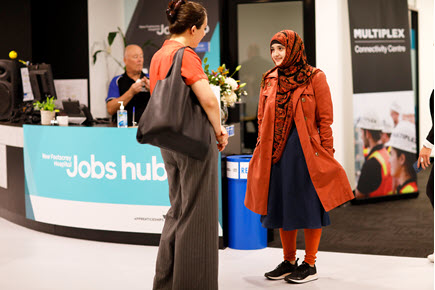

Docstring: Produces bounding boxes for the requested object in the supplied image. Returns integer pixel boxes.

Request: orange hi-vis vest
[367,147,393,197]
[398,180,418,194]
[363,147,369,158]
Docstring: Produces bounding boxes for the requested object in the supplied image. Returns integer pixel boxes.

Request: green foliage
[202,58,247,108]
[108,32,118,46]
[33,96,58,112]
[92,27,156,68]
[93,50,104,64]
[117,27,128,48]
[142,39,158,49]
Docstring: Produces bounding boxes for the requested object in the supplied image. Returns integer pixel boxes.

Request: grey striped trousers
[153,141,219,290]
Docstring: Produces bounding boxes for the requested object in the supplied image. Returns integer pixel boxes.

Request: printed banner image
[22,125,224,235]
[125,0,220,71]
[347,0,412,94]
[353,91,418,199]
[348,0,417,201]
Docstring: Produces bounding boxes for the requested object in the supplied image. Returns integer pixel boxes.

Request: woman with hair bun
[149,1,228,289]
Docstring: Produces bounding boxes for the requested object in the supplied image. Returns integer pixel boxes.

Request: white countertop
[0,125,24,148]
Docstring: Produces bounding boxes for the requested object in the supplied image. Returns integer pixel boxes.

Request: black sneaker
[264,259,299,280]
[284,261,318,283]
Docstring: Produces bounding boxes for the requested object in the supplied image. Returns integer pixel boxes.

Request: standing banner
[348,0,418,201]
[125,0,220,74]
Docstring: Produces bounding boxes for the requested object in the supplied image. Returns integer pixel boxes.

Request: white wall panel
[88,0,125,119]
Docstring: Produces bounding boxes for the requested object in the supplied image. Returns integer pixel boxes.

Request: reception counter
[0,123,224,246]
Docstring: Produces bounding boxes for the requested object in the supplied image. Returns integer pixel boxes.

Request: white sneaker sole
[286,273,318,283]
[265,273,292,280]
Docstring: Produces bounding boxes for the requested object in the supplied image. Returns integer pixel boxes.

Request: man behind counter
[106,44,150,126]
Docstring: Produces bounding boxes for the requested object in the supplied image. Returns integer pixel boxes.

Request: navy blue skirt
[260,126,330,231]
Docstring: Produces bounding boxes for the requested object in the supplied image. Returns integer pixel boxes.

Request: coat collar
[262,67,278,82]
[262,68,314,101]
[267,69,278,79]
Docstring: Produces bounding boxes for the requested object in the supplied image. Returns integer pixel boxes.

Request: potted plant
[33,96,59,125]
[92,27,156,70]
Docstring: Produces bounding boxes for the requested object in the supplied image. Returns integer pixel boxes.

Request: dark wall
[0,0,89,80]
[0,0,33,61]
[30,0,89,79]
[221,0,316,72]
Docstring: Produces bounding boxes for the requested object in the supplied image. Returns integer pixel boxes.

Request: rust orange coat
[245,69,354,215]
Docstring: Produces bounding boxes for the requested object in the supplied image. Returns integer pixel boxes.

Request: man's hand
[216,125,229,152]
[142,77,150,91]
[130,81,144,95]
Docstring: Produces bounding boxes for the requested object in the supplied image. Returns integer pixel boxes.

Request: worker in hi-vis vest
[381,117,395,185]
[390,101,401,127]
[355,110,393,198]
[386,121,418,194]
[381,116,394,147]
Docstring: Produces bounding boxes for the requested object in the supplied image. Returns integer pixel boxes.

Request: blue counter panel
[23,125,223,235]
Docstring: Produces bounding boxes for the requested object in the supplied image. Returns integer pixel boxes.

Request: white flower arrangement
[221,90,238,108]
[225,77,239,91]
[203,59,247,109]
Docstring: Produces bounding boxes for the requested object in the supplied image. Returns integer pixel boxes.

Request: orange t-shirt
[149,40,207,94]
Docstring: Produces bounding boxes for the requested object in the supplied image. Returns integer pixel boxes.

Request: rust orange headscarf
[268,30,316,163]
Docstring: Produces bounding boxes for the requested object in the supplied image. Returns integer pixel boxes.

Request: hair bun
[166,0,186,22]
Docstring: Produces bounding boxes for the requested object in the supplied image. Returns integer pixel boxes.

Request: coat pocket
[310,133,334,157]
[312,133,321,144]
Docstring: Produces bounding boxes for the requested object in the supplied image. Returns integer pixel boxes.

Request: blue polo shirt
[106,72,150,125]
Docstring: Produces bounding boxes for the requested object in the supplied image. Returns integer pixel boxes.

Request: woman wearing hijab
[245,30,354,284]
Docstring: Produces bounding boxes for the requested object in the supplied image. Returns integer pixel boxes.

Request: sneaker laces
[277,258,299,269]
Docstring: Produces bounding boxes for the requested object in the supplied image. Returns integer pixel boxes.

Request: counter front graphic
[23,125,223,235]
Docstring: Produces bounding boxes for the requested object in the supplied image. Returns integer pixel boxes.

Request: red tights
[279,228,322,265]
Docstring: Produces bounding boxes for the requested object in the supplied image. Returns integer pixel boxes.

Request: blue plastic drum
[226,155,267,250]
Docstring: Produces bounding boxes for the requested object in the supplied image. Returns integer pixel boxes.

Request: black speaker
[0,60,23,120]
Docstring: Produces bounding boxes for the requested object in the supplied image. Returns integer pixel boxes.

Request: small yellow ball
[9,51,17,59]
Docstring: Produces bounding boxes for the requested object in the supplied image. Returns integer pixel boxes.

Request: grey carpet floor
[269,164,434,258]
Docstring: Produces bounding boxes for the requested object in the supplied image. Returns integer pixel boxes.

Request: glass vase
[221,105,228,125]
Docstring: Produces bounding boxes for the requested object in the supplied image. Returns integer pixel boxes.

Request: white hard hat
[385,121,416,153]
[390,101,402,114]
[356,110,383,130]
[382,117,394,134]
[400,105,415,115]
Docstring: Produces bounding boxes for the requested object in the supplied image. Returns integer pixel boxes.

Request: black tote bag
[136,47,211,160]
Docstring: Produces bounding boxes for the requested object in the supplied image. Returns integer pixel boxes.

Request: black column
[0,0,32,60]
[30,0,89,80]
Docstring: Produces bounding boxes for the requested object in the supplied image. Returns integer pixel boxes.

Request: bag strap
[164,47,186,79]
